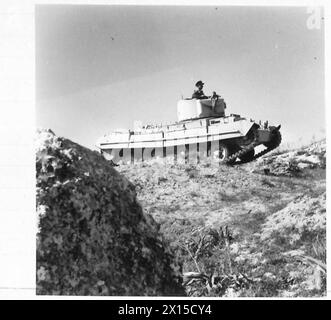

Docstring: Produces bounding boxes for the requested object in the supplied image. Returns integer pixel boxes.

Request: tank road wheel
[226,145,240,165]
[239,149,255,163]
[212,143,232,164]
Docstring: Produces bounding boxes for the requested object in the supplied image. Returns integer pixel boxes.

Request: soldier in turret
[192,80,208,99]
[211,91,219,111]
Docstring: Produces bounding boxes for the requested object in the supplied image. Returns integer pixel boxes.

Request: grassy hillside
[118,140,326,297]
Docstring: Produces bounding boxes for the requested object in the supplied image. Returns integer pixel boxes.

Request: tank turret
[177,98,226,121]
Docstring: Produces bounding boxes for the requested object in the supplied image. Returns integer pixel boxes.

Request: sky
[35,5,325,150]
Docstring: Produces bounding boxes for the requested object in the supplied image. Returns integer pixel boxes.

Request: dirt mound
[36,129,184,296]
[252,139,326,177]
[261,192,326,244]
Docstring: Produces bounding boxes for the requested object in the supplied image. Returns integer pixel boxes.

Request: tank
[96,97,281,165]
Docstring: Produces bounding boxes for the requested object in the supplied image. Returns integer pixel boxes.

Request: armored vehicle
[96,97,281,165]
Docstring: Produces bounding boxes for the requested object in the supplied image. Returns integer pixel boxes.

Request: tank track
[225,129,282,164]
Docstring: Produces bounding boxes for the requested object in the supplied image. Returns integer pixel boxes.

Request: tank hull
[97,115,278,165]
[97,98,281,165]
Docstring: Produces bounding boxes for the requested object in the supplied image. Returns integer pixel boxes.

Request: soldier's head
[195,80,204,90]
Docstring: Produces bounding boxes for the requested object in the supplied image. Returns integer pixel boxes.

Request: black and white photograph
[0,1,328,301]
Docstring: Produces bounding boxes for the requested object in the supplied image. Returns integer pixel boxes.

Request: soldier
[211,91,219,111]
[192,80,208,99]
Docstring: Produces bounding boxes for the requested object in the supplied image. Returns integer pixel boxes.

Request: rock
[296,154,321,165]
[36,129,184,296]
[298,163,310,170]
[251,139,326,176]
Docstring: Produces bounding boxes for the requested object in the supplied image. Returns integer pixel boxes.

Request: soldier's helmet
[195,80,204,87]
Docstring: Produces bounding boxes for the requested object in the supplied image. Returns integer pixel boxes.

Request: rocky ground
[118,139,326,297]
